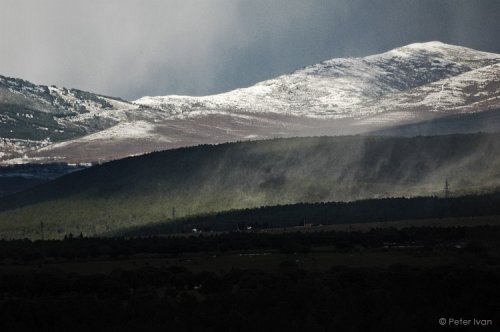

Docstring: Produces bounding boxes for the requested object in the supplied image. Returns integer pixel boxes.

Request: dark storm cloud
[1,0,499,100]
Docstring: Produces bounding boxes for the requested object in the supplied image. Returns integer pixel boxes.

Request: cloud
[1,0,499,100]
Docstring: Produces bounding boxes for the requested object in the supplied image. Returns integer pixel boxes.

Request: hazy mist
[1,0,499,100]
[2,133,500,238]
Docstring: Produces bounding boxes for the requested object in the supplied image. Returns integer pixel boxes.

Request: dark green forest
[119,192,500,236]
[1,225,499,260]
[1,132,500,239]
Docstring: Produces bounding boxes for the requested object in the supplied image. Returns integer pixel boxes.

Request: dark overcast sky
[1,0,499,100]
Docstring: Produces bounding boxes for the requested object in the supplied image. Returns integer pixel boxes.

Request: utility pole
[172,207,176,234]
[444,179,450,198]
[40,222,46,260]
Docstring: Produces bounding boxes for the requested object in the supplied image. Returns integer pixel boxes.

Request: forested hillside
[1,133,500,239]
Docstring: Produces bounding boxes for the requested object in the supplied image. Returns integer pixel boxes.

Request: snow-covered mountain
[136,41,499,118]
[1,41,500,164]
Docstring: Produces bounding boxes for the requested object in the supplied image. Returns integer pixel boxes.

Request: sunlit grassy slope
[1,133,500,239]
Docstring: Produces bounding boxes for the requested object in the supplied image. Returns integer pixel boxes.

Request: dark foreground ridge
[1,266,498,332]
[1,224,499,331]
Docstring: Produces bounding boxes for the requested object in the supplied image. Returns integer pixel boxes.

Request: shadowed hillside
[1,132,500,239]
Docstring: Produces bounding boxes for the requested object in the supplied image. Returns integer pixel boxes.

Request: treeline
[120,192,500,235]
[1,265,499,331]
[1,225,498,262]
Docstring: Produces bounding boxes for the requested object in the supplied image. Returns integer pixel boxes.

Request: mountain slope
[1,132,500,239]
[0,74,140,160]
[355,63,500,128]
[2,41,500,164]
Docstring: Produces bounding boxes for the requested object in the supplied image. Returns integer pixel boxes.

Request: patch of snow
[74,121,173,143]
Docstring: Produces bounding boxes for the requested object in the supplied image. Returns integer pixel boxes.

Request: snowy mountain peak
[381,41,500,63]
[397,40,487,53]
[396,40,465,52]
[135,42,500,118]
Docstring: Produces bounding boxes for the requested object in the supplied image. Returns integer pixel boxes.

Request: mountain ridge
[2,41,500,164]
[135,41,500,118]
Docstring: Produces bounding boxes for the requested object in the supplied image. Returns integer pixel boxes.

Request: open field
[0,247,487,276]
